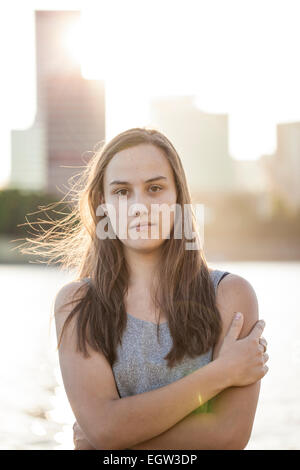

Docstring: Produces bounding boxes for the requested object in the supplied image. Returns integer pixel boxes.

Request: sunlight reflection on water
[0,261,299,450]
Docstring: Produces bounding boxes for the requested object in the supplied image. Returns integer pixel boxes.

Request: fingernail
[235,312,242,320]
[260,320,265,328]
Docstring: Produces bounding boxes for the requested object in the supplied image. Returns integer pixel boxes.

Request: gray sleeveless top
[83,269,229,410]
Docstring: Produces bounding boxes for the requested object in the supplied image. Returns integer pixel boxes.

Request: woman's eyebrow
[109,176,167,185]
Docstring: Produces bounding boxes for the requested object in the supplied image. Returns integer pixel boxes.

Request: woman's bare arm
[128,274,264,449]
[54,281,240,450]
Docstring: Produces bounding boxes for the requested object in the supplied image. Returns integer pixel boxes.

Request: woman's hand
[73,421,96,450]
[217,312,269,387]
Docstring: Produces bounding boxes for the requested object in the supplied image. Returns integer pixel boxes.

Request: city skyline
[1,0,300,186]
[10,11,105,194]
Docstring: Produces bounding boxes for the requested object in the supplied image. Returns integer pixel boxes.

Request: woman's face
[101,143,178,252]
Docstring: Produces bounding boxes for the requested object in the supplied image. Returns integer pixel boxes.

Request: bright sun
[58,1,298,160]
[63,20,85,66]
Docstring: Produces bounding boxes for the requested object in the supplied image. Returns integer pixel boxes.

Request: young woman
[42,127,268,450]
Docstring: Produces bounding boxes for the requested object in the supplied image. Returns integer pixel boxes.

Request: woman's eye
[115,189,128,196]
[149,185,162,193]
[114,186,162,196]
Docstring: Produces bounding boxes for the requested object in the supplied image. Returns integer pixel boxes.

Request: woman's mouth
[130,222,156,232]
[136,223,152,231]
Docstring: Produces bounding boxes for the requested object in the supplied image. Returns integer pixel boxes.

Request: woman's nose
[129,202,149,218]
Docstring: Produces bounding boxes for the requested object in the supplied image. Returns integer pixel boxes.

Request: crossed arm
[72,274,262,450]
[129,382,260,449]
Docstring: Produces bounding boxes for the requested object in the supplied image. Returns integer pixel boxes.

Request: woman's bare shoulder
[217,273,258,311]
[54,279,89,317]
[212,273,260,359]
[53,279,90,348]
[216,273,259,335]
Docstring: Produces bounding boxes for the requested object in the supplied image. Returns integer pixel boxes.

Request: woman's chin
[123,236,166,251]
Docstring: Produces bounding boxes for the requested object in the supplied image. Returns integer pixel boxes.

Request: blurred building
[233,159,267,193]
[149,95,235,194]
[261,121,300,211]
[10,10,105,195]
[233,158,272,219]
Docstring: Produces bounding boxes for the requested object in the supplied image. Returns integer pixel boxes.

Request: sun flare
[63,20,84,66]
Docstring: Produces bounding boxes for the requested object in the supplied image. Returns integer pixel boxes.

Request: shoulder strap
[210,269,230,291]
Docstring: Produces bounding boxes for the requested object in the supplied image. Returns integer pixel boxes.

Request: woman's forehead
[104,144,172,183]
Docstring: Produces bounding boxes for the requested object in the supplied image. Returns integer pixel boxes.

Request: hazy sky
[1,0,300,186]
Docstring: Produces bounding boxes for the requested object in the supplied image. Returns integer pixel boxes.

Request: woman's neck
[124,247,161,289]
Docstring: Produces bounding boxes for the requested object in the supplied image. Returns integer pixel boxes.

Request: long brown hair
[17,127,222,368]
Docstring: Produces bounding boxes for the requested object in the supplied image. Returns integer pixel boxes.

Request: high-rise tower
[11,10,105,195]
